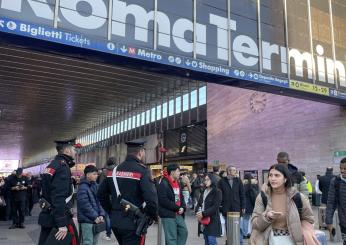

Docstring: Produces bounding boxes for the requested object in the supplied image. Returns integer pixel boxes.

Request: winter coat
[218,177,245,216]
[319,169,335,204]
[196,187,222,237]
[77,178,105,224]
[244,182,259,215]
[287,164,309,198]
[158,177,186,218]
[191,175,203,199]
[326,176,346,228]
[249,185,314,245]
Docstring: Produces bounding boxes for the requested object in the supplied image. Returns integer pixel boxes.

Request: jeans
[161,216,188,245]
[105,214,112,237]
[341,226,346,245]
[203,234,217,245]
[81,223,100,245]
[242,214,251,236]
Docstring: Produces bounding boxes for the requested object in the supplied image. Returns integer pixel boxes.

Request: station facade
[1,0,345,180]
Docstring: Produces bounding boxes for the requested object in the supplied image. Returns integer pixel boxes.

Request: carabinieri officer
[97,139,158,245]
[38,139,81,245]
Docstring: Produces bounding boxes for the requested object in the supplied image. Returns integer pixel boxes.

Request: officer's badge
[44,168,56,176]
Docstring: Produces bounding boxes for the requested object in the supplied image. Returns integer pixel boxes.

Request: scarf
[164,172,181,207]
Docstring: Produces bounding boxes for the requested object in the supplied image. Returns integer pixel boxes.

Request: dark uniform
[9,169,28,228]
[97,142,158,245]
[38,140,80,245]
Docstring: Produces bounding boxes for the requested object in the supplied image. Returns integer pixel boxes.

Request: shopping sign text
[1,0,345,87]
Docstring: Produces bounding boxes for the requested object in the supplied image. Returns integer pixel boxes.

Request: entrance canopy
[0,0,346,165]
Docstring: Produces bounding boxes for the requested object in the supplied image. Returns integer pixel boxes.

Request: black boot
[9,224,17,229]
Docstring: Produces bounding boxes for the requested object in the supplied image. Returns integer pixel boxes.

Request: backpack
[260,191,303,219]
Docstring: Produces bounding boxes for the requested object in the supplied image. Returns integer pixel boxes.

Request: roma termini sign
[1,0,346,100]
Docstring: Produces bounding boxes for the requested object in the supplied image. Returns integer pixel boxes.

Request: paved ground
[0,205,342,245]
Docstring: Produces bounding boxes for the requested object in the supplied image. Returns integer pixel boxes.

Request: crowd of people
[1,141,346,245]
[0,169,41,226]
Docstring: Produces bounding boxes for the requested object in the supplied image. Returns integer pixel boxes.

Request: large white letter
[209,14,237,61]
[233,35,259,66]
[262,41,279,71]
[60,0,107,29]
[112,0,171,47]
[172,19,193,53]
[1,0,54,20]
[289,49,314,79]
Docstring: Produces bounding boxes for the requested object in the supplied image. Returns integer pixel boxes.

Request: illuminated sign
[1,0,346,99]
[0,160,19,172]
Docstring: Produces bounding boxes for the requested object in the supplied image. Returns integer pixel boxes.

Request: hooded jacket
[249,185,314,245]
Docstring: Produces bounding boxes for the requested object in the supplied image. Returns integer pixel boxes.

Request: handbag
[269,230,294,245]
[93,222,106,234]
[199,216,211,225]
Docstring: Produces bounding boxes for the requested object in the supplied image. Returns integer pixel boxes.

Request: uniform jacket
[195,187,222,237]
[39,154,74,228]
[97,155,158,231]
[287,164,309,198]
[77,178,105,224]
[218,177,245,216]
[326,176,346,228]
[319,169,335,204]
[157,176,186,218]
[249,185,314,245]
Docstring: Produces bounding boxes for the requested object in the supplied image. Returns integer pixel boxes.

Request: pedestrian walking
[38,139,81,245]
[77,165,106,245]
[319,167,335,205]
[276,152,309,198]
[8,168,28,229]
[243,173,259,238]
[97,139,158,245]
[250,164,316,245]
[218,165,245,245]
[325,157,346,245]
[158,163,188,245]
[195,173,222,245]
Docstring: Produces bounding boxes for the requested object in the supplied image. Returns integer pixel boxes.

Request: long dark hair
[205,173,218,189]
[267,164,292,189]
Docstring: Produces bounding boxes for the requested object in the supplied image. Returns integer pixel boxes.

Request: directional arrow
[249,73,253,79]
[120,46,127,53]
[185,60,191,66]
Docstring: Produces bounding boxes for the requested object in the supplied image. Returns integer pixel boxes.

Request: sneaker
[102,235,111,241]
[9,224,16,229]
[18,224,25,229]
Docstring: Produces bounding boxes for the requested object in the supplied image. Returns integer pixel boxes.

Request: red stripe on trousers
[67,224,77,245]
[140,235,145,245]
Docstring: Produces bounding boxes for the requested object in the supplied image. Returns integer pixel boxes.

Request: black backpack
[260,191,303,219]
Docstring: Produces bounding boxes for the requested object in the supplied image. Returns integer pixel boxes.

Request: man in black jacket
[158,163,188,245]
[8,168,28,229]
[38,139,80,245]
[97,140,158,245]
[319,167,335,205]
[277,152,309,198]
[218,165,245,245]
